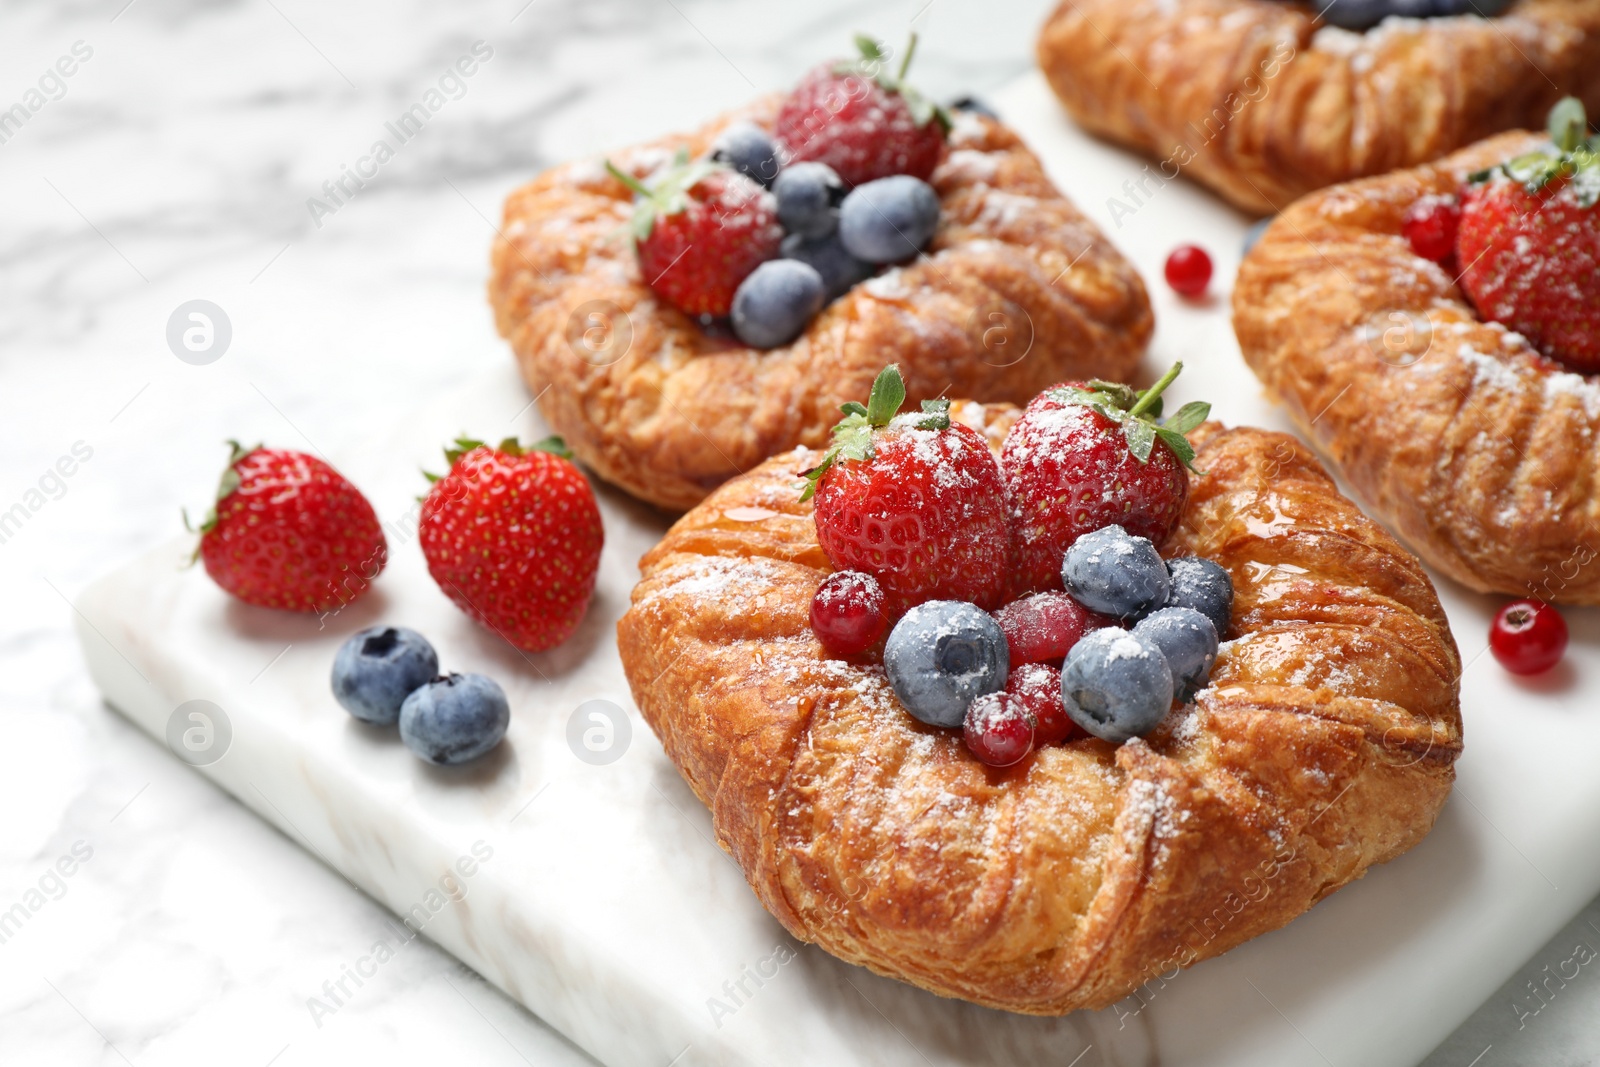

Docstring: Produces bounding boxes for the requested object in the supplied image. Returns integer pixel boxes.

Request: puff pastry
[489,100,1152,512]
[617,404,1461,1013]
[1235,131,1600,603]
[1036,0,1600,214]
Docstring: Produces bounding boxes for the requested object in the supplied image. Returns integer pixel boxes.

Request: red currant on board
[963,691,1035,767]
[1489,599,1568,675]
[810,570,889,658]
[1402,195,1459,264]
[1164,245,1212,298]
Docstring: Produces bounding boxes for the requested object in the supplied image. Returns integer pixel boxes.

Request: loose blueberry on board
[781,231,875,300]
[948,95,998,120]
[1164,556,1234,640]
[774,162,844,238]
[399,673,511,766]
[1005,661,1078,745]
[731,259,826,349]
[963,691,1035,767]
[1164,244,1212,298]
[712,121,781,188]
[1489,600,1568,675]
[993,591,1110,665]
[331,626,439,726]
[839,175,941,264]
[1402,195,1460,263]
[1061,525,1171,621]
[884,600,1009,729]
[810,570,889,659]
[1061,628,1175,743]
[1133,607,1219,703]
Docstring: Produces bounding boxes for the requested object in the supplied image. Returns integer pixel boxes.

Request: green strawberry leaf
[840,401,868,417]
[1123,417,1156,463]
[1549,96,1587,154]
[916,398,951,431]
[1154,427,1199,472]
[1047,361,1208,473]
[864,365,907,427]
[799,365,910,502]
[1163,401,1212,435]
[606,150,726,246]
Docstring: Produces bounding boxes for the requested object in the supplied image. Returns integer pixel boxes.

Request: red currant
[1489,599,1568,675]
[1004,662,1079,746]
[810,570,888,658]
[1164,245,1212,298]
[963,691,1035,767]
[1402,195,1460,264]
[993,592,1110,665]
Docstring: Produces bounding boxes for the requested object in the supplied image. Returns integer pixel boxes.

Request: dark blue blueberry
[1061,628,1174,743]
[773,161,843,239]
[1387,0,1434,16]
[1132,607,1218,703]
[838,175,941,264]
[398,673,510,766]
[331,626,438,726]
[1164,556,1234,640]
[781,231,874,300]
[1320,0,1394,30]
[948,95,998,120]
[1061,526,1171,621]
[1242,217,1272,255]
[884,601,1009,729]
[731,259,826,349]
[712,121,780,188]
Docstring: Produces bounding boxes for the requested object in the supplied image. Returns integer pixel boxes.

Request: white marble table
[3,1,1597,1064]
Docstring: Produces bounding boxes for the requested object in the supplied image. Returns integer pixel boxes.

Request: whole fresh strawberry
[1456,97,1600,372]
[774,34,949,188]
[802,365,1010,614]
[606,150,781,318]
[1002,362,1208,595]
[420,436,604,653]
[195,442,387,613]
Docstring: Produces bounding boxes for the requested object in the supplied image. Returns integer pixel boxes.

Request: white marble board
[73,73,1600,1067]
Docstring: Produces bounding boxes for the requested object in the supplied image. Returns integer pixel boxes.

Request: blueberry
[1061,526,1171,621]
[1133,607,1218,703]
[1164,556,1234,639]
[781,231,874,300]
[773,162,843,239]
[712,121,780,188]
[1061,628,1174,743]
[331,626,438,726]
[838,176,941,264]
[884,601,1009,729]
[1320,0,1393,30]
[398,673,510,766]
[731,259,826,349]
[1386,0,1434,16]
[948,95,998,120]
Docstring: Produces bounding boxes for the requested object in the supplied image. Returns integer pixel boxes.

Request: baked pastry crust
[489,99,1152,512]
[1235,131,1600,603]
[617,404,1461,1014]
[1036,0,1600,214]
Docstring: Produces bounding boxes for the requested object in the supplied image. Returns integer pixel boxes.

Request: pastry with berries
[619,370,1460,1015]
[490,34,1151,512]
[1237,97,1600,603]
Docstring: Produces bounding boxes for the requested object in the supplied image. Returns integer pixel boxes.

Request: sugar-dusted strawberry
[802,365,1010,614]
[1456,97,1600,372]
[420,436,604,653]
[194,442,386,614]
[1002,362,1207,595]
[607,150,782,318]
[774,34,949,189]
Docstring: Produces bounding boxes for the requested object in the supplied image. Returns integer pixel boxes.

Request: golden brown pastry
[1235,131,1600,603]
[617,404,1461,1014]
[489,100,1152,512]
[1036,0,1600,214]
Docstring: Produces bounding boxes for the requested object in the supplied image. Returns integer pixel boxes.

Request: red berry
[1401,194,1460,264]
[1489,599,1568,675]
[1164,245,1211,297]
[963,691,1035,767]
[1004,662,1079,745]
[810,570,889,658]
[198,445,386,614]
[420,436,604,653]
[993,591,1110,664]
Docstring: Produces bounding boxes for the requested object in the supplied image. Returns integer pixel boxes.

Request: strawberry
[606,150,781,318]
[1002,362,1207,595]
[194,442,387,614]
[774,34,949,189]
[802,365,1010,614]
[1456,97,1600,372]
[420,436,604,653]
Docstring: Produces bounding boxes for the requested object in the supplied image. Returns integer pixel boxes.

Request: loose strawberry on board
[194,442,387,614]
[420,436,604,654]
[802,365,1010,614]
[1456,97,1600,373]
[606,150,782,318]
[1002,362,1208,595]
[774,34,949,188]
